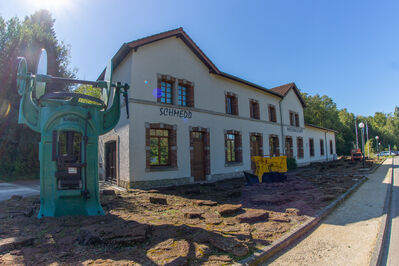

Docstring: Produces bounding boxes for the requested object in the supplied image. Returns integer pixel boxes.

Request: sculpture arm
[18,82,40,132]
[100,87,121,135]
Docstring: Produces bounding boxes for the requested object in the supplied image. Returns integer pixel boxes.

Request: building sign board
[286,126,303,133]
[160,107,192,119]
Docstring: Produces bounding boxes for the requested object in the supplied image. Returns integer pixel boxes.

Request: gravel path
[267,159,392,266]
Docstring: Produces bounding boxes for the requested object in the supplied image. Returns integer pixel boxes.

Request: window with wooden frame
[225,130,242,163]
[268,105,277,122]
[269,135,280,156]
[330,140,333,154]
[146,123,177,170]
[285,136,293,158]
[309,138,315,157]
[289,111,300,127]
[320,139,324,156]
[157,75,175,104]
[149,129,170,166]
[289,111,295,126]
[249,100,260,119]
[297,137,304,158]
[225,92,238,115]
[177,79,194,107]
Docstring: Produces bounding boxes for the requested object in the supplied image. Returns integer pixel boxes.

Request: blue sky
[1,0,398,116]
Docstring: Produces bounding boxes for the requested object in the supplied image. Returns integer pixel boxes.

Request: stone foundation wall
[127,171,245,189]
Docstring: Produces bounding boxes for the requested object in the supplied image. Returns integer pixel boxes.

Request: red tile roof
[270,82,306,107]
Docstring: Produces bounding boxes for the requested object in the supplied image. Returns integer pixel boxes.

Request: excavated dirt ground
[0,158,380,265]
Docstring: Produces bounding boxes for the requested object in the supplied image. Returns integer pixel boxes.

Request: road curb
[240,162,386,265]
[369,158,394,266]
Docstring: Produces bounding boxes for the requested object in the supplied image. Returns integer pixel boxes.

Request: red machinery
[351,149,363,161]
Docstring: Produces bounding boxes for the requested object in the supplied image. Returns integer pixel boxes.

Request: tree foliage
[0,10,73,177]
[302,92,399,155]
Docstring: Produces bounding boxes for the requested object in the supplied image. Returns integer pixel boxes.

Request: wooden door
[192,132,205,181]
[105,141,117,183]
[250,135,262,171]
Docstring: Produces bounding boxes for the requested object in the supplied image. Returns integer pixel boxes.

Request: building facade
[98,28,337,188]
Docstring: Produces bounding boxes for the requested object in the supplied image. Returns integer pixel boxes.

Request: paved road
[0,180,40,201]
[381,157,399,265]
[266,159,392,266]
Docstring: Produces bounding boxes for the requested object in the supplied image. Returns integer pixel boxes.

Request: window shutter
[270,106,276,122]
[236,132,242,162]
[249,101,254,118]
[275,136,280,156]
[289,112,293,126]
[169,125,177,167]
[188,85,194,107]
[225,95,228,113]
[233,96,238,115]
[224,133,228,163]
[157,78,161,103]
[268,105,272,121]
[295,113,299,127]
[145,126,151,168]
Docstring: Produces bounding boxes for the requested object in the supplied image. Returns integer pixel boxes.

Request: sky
[1,0,399,116]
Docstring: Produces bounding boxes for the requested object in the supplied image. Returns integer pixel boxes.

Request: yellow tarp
[251,156,287,182]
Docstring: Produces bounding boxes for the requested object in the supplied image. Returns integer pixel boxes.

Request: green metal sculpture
[16,49,129,218]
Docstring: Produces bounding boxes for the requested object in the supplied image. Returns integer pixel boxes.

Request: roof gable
[98,28,282,98]
[270,82,306,107]
[99,27,219,80]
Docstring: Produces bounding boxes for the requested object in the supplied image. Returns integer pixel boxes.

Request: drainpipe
[279,99,284,156]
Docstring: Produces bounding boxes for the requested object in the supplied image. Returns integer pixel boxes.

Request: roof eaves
[98,27,220,80]
[98,43,130,80]
[217,72,283,98]
[291,83,307,108]
[305,123,338,133]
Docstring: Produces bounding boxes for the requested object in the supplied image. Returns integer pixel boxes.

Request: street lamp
[375,136,379,160]
[359,122,365,167]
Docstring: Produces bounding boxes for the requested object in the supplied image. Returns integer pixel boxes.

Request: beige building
[98,28,337,188]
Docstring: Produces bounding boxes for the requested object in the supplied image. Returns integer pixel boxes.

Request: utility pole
[355,117,359,150]
[366,121,369,158]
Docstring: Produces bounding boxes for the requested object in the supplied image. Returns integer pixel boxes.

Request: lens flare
[152,88,161,99]
[0,98,11,118]
[144,80,148,84]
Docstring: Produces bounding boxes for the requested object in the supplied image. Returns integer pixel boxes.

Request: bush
[287,157,297,170]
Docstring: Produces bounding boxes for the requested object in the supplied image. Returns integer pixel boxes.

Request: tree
[301,93,399,155]
[0,10,74,178]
